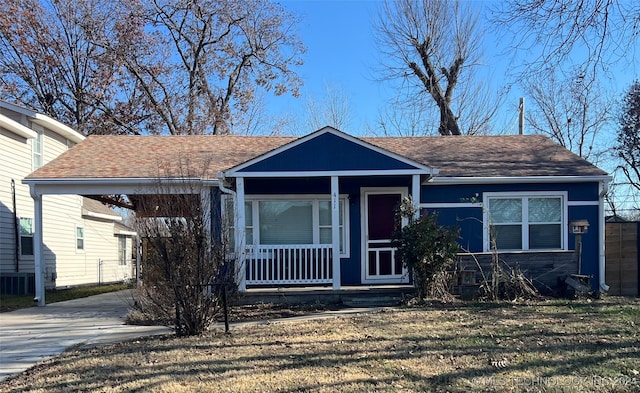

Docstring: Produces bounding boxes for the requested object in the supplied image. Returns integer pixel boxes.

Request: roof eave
[428,175,612,185]
[0,113,37,139]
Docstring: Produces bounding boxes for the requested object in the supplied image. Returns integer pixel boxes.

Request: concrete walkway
[0,290,170,381]
[0,290,386,383]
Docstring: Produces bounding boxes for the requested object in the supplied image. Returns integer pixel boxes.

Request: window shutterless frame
[482,191,568,252]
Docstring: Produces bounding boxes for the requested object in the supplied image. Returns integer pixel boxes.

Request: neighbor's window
[486,194,564,251]
[76,226,85,250]
[32,130,43,169]
[118,236,127,265]
[20,217,34,256]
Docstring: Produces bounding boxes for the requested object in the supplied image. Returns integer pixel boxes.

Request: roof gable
[226,127,436,176]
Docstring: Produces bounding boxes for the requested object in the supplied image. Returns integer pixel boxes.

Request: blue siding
[568,205,600,289]
[229,176,603,289]
[240,132,419,172]
[422,182,599,203]
[425,207,483,252]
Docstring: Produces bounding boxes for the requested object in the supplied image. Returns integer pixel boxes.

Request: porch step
[237,285,416,307]
[341,295,404,307]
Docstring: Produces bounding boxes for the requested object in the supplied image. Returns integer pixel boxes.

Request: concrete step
[341,295,404,307]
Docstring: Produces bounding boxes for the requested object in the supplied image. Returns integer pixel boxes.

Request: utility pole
[518,97,525,135]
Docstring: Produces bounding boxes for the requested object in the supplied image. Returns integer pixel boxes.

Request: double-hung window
[485,193,566,251]
[32,130,43,170]
[118,236,127,265]
[19,217,34,256]
[76,226,85,251]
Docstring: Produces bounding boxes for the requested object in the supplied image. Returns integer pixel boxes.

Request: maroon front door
[363,189,408,283]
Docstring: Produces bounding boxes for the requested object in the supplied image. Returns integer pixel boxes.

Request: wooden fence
[605,222,639,296]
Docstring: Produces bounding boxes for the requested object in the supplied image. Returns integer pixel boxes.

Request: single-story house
[23,127,610,304]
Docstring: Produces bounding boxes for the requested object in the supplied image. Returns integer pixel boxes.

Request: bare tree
[523,69,614,163]
[303,83,354,132]
[617,81,640,196]
[112,0,304,135]
[493,0,640,83]
[0,0,145,135]
[0,0,304,136]
[374,0,499,136]
[132,158,236,336]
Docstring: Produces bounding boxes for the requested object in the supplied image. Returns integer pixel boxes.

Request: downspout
[599,179,610,292]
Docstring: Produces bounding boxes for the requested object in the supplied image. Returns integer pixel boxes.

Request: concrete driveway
[0,289,170,381]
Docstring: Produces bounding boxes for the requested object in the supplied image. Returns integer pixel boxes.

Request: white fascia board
[428,175,612,185]
[115,229,137,236]
[84,211,123,221]
[231,169,431,178]
[31,114,84,143]
[0,113,37,139]
[225,127,439,176]
[0,101,85,143]
[23,177,219,196]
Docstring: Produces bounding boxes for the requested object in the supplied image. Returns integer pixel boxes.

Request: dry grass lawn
[1,297,639,393]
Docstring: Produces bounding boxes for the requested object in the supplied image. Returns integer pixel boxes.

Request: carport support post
[32,192,45,306]
[236,177,247,292]
[331,176,341,290]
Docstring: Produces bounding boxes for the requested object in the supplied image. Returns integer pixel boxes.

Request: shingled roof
[25,133,607,180]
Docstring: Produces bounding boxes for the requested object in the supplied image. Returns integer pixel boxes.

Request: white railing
[245,244,333,285]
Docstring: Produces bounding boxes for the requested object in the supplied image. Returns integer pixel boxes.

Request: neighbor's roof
[25,133,608,180]
[82,197,122,220]
[0,100,85,143]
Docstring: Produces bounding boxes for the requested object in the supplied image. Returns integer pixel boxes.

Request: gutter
[216,172,236,197]
[598,179,610,292]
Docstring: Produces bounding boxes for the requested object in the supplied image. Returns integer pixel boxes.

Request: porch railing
[245,244,333,285]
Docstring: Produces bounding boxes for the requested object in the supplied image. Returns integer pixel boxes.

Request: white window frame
[32,129,43,170]
[224,194,350,257]
[482,191,568,252]
[76,225,85,251]
[117,236,127,265]
[19,217,34,256]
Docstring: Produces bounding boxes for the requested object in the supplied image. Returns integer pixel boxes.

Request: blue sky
[271,0,640,137]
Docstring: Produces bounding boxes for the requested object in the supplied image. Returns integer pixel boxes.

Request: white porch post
[32,191,45,306]
[412,174,421,220]
[236,177,247,291]
[331,176,341,290]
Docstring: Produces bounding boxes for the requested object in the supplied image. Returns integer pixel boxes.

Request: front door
[362,188,409,283]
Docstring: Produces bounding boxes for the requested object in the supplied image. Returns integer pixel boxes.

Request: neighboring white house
[0,101,135,294]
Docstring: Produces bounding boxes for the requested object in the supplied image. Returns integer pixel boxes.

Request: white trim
[243,194,351,258]
[231,169,430,178]
[0,113,37,139]
[32,128,43,170]
[420,202,483,209]
[84,211,123,221]
[412,174,421,221]
[24,177,216,197]
[114,230,137,236]
[360,187,409,284]
[482,191,568,252]
[0,101,84,143]
[33,194,44,306]
[31,114,84,143]
[75,224,85,252]
[567,200,599,206]
[331,176,341,290]
[236,178,246,291]
[429,175,611,185]
[598,180,609,292]
[225,126,438,176]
